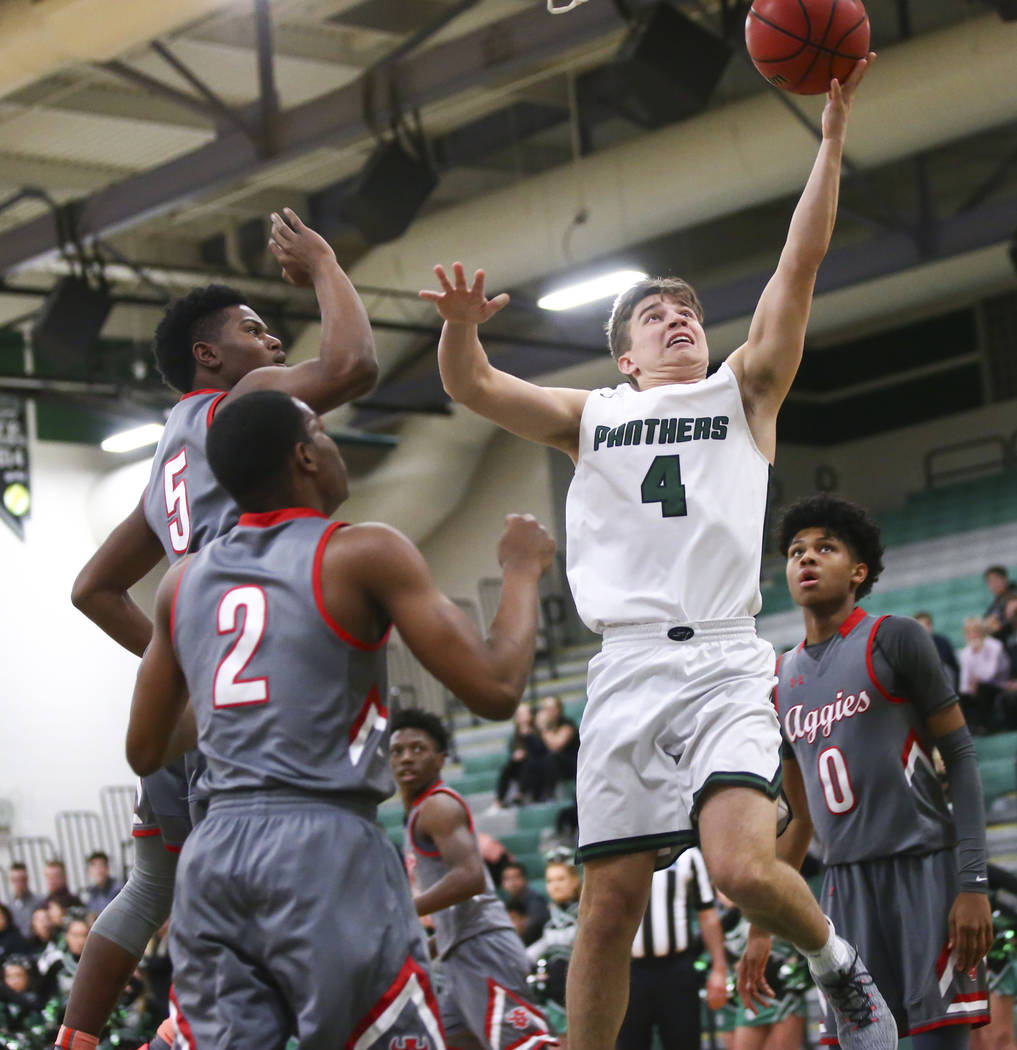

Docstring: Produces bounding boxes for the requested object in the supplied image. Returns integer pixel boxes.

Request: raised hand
[822,51,876,143]
[420,262,510,326]
[268,208,337,287]
[497,514,556,576]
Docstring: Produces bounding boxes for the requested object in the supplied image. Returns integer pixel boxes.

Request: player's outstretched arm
[737,756,813,1009]
[728,55,875,462]
[411,794,487,917]
[325,514,556,720]
[126,560,191,776]
[423,263,588,460]
[71,498,167,657]
[229,208,378,414]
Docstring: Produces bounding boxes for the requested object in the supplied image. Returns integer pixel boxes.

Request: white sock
[801,917,854,978]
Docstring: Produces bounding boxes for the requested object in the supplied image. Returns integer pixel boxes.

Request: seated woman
[495,702,550,807]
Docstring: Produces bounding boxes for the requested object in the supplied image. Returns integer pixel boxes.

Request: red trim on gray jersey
[407,780,474,857]
[865,614,908,704]
[178,387,223,401]
[312,522,392,650]
[238,507,328,528]
[205,391,228,427]
[838,607,867,637]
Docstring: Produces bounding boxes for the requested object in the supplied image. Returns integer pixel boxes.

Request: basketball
[745,0,870,95]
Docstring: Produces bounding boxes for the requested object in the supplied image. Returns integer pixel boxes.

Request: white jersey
[565,362,769,633]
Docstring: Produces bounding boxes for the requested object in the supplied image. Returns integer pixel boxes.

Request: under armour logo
[788,675,804,688]
[389,1038,429,1050]
[506,1007,531,1031]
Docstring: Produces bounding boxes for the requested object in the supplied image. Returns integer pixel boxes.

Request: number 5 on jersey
[214,586,269,708]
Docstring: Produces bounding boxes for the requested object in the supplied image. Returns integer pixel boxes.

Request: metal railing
[55,811,108,893]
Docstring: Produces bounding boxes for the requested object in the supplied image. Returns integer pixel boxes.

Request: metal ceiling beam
[0,1,625,276]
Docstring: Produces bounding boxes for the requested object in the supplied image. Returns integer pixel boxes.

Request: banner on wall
[0,396,30,541]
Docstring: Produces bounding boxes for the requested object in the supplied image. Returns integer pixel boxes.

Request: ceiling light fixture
[101,423,165,454]
[538,270,648,312]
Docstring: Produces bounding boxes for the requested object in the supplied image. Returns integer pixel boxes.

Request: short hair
[9,861,26,872]
[44,859,65,871]
[501,861,526,879]
[389,708,449,754]
[153,283,248,393]
[913,610,933,624]
[777,494,885,601]
[985,565,1010,580]
[505,900,528,917]
[605,277,704,361]
[206,390,310,509]
[86,851,108,864]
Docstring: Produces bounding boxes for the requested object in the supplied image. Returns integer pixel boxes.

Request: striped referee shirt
[631,847,715,959]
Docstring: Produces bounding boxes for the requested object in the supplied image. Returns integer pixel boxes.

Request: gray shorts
[821,850,989,1041]
[133,759,191,851]
[441,928,557,1050]
[170,792,443,1050]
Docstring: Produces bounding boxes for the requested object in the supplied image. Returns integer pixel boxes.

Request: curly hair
[152,284,248,393]
[777,494,885,600]
[390,707,449,754]
[206,389,309,510]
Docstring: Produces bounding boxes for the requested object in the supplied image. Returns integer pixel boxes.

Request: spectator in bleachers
[1,954,45,1033]
[26,907,54,958]
[526,853,582,1013]
[984,566,1017,642]
[1003,596,1017,679]
[476,830,514,886]
[959,616,1012,732]
[914,611,960,689]
[0,903,30,964]
[43,860,82,912]
[6,861,44,939]
[506,899,530,943]
[79,850,123,916]
[536,695,580,791]
[38,915,91,999]
[495,702,551,808]
[500,860,550,947]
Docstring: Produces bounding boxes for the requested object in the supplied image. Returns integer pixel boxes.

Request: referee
[617,847,728,1050]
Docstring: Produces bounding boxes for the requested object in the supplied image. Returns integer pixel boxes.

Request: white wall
[419,428,556,603]
[0,440,159,850]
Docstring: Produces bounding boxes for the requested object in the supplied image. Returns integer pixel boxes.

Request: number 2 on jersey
[640,455,687,517]
[213,586,269,708]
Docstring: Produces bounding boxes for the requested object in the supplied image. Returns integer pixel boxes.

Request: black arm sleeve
[874,616,958,718]
[936,723,989,893]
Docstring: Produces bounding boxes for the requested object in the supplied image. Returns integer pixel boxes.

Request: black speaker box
[31,276,112,376]
[342,138,438,245]
[581,4,732,129]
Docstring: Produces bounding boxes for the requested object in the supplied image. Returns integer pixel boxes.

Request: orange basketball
[745,0,870,95]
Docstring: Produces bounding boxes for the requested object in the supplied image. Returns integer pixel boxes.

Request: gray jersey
[405,782,515,958]
[171,509,393,802]
[143,389,239,560]
[776,609,956,865]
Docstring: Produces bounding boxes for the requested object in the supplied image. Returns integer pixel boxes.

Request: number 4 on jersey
[640,455,688,517]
